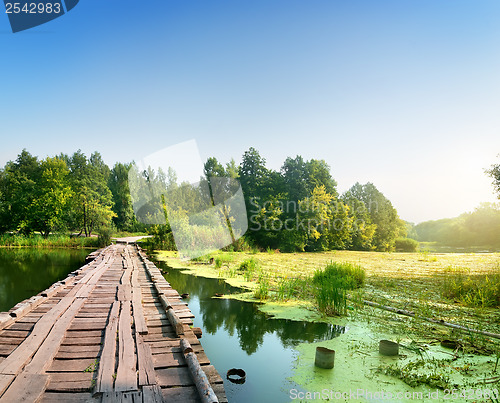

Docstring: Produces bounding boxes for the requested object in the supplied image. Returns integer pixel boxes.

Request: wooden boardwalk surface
[0,244,227,402]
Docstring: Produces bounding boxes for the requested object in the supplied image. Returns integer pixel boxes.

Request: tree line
[0,148,411,251]
[0,150,138,238]
[406,160,500,249]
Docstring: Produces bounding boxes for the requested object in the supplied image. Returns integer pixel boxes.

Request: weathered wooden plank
[95,300,119,394]
[55,349,101,360]
[135,334,156,387]
[0,373,48,402]
[212,384,228,403]
[115,301,137,392]
[102,391,142,403]
[0,337,25,345]
[153,351,209,368]
[0,289,83,375]
[142,385,163,403]
[0,344,17,356]
[68,322,107,331]
[161,386,199,402]
[117,284,132,301]
[0,314,14,331]
[39,392,95,402]
[58,345,101,354]
[23,295,88,374]
[0,329,30,338]
[0,374,15,396]
[65,330,103,338]
[62,336,102,346]
[48,358,97,372]
[131,269,148,336]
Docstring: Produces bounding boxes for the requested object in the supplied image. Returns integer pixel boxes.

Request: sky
[1,0,500,223]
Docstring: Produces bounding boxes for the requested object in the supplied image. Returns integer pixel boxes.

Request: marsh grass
[0,234,99,248]
[312,261,365,316]
[442,270,500,308]
[213,253,236,269]
[274,276,310,301]
[254,272,270,300]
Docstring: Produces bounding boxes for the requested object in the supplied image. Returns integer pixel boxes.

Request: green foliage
[394,237,419,252]
[414,203,500,248]
[344,182,406,251]
[213,253,235,269]
[313,261,365,289]
[97,226,113,248]
[146,224,176,250]
[377,359,452,390]
[254,273,270,300]
[239,257,260,272]
[0,233,99,248]
[66,151,116,237]
[312,261,365,315]
[109,162,137,231]
[442,271,500,308]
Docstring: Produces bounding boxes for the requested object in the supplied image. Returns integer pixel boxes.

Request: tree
[342,190,376,250]
[109,162,136,231]
[298,185,352,251]
[0,150,40,234]
[28,157,73,237]
[66,151,115,236]
[486,159,500,197]
[344,182,405,251]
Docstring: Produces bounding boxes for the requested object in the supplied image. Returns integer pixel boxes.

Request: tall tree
[345,182,405,251]
[109,162,136,231]
[0,150,40,234]
[28,157,73,237]
[67,151,115,236]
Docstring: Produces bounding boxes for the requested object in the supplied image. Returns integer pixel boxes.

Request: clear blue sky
[2,0,500,223]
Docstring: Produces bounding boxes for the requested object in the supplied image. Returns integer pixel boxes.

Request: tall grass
[0,234,100,248]
[312,261,365,316]
[442,271,500,308]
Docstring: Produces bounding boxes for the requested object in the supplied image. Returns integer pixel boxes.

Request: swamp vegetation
[156,249,500,398]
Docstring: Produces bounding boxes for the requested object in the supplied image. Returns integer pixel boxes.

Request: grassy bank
[0,234,101,248]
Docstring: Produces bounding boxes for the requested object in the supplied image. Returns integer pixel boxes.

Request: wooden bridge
[0,244,227,402]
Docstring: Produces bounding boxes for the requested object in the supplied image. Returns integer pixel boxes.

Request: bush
[395,237,419,252]
[97,226,114,247]
[239,258,260,272]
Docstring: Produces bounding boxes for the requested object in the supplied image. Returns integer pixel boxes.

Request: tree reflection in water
[0,248,92,312]
[153,260,345,355]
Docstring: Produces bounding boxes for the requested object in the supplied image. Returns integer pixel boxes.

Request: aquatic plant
[442,271,500,308]
[254,273,270,300]
[239,257,260,272]
[312,261,365,316]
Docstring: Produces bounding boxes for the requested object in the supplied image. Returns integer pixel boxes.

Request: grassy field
[155,249,500,395]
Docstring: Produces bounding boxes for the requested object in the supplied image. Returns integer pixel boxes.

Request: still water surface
[153,258,345,403]
[0,248,93,312]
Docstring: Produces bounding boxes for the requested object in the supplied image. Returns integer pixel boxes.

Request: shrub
[239,258,260,272]
[395,237,419,252]
[97,226,113,247]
